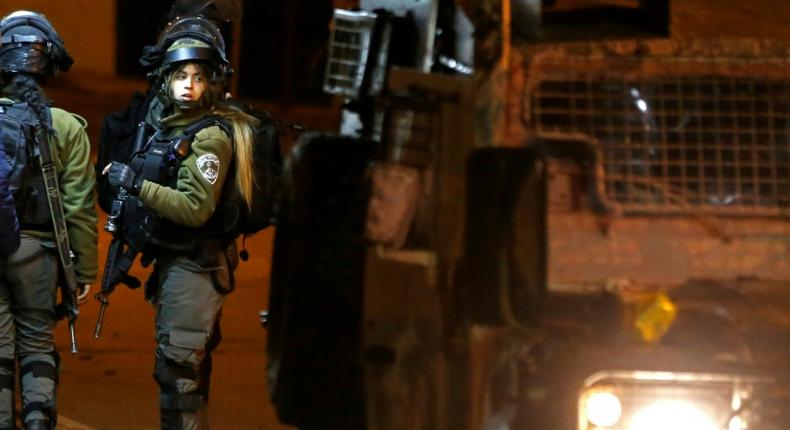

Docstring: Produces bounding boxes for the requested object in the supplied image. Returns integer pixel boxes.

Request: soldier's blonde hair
[167,62,259,208]
[210,105,259,209]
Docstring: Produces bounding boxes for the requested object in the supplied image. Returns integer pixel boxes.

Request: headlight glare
[628,399,717,430]
[584,391,622,428]
[728,415,746,430]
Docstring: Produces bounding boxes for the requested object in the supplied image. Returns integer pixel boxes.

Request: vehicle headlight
[578,371,769,430]
[628,399,716,430]
[584,391,622,427]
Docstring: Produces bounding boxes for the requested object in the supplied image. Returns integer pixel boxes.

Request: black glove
[107,162,143,195]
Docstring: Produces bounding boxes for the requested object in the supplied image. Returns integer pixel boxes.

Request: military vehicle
[265,1,790,429]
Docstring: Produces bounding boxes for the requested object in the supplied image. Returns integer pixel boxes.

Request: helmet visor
[157,16,227,64]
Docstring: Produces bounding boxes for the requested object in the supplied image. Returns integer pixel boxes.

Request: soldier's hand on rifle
[105,162,143,195]
[76,284,91,304]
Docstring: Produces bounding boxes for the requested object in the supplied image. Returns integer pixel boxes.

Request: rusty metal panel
[363,248,444,430]
[547,211,790,287]
[545,159,790,287]
[366,163,423,249]
[386,68,476,266]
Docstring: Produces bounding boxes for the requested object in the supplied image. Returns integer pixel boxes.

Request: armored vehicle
[266,1,790,429]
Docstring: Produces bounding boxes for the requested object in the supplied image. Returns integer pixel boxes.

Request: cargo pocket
[165,327,209,364]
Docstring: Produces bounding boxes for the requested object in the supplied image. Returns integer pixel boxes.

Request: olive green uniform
[138,107,235,430]
[0,104,98,428]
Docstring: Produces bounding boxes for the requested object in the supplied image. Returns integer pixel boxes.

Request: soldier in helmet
[0,10,97,430]
[103,15,257,429]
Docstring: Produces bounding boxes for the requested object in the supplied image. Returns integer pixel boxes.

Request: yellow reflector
[634,293,677,343]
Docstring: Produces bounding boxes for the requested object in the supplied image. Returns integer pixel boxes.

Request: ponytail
[5,74,54,137]
[211,104,259,209]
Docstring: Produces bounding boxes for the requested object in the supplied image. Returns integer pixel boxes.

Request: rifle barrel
[94,293,110,338]
[69,321,78,354]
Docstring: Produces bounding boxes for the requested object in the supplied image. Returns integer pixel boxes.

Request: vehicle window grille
[531,76,790,215]
[323,10,378,97]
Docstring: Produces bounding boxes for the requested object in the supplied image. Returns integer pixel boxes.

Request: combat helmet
[140,15,232,88]
[0,10,73,77]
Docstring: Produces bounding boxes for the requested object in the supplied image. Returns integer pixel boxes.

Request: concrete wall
[0,0,116,76]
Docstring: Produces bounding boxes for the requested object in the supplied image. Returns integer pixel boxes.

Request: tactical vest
[123,117,238,253]
[0,100,53,231]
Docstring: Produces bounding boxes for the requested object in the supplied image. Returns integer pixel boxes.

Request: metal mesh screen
[382,105,438,168]
[532,76,790,215]
[323,10,377,97]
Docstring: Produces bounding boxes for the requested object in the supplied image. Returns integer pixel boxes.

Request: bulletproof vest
[123,117,236,252]
[96,90,154,214]
[0,100,52,230]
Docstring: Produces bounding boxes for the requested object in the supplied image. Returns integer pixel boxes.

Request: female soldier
[0,10,97,430]
[105,16,257,430]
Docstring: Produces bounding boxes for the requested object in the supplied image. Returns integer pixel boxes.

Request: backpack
[97,93,284,238]
[226,103,283,236]
[0,131,21,257]
[0,100,51,228]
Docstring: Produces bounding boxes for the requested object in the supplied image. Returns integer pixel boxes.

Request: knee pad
[18,352,58,425]
[154,350,203,412]
[19,352,59,386]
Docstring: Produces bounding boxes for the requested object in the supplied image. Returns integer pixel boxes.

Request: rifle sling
[36,127,78,291]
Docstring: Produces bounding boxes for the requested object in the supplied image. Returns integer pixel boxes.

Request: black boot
[160,408,184,430]
[24,419,51,430]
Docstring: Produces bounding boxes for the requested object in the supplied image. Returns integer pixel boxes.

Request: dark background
[116,0,334,104]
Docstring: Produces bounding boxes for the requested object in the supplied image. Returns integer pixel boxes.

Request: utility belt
[147,236,229,267]
[144,236,238,298]
[120,194,237,255]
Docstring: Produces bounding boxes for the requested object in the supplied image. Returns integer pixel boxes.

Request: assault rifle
[93,122,150,338]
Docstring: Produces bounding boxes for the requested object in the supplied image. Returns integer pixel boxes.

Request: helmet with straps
[0,10,73,76]
[141,15,231,86]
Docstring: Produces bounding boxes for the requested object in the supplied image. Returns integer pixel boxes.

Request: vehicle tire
[267,133,378,430]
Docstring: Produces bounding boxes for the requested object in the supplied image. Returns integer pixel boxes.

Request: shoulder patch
[196,153,221,184]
